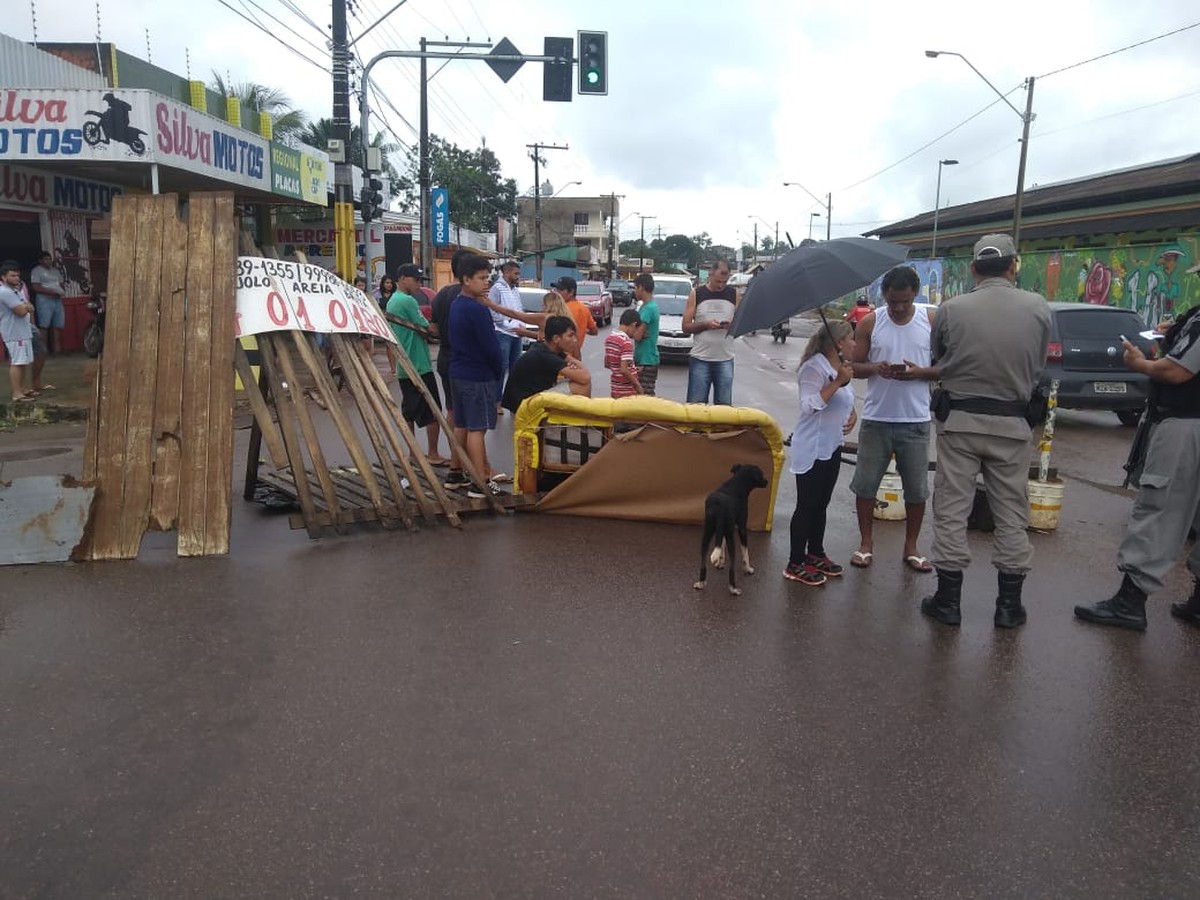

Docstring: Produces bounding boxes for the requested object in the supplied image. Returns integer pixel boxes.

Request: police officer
[1075,267,1200,631]
[922,234,1051,628]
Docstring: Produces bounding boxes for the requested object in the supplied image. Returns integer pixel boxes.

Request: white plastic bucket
[874,472,906,521]
[1027,478,1065,531]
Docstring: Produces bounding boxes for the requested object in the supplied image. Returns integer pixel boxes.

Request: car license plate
[1094,382,1127,394]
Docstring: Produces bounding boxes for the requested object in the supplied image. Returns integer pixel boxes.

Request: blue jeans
[495,331,523,398]
[686,357,734,405]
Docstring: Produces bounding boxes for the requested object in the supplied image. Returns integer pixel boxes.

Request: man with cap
[489,260,536,414]
[921,234,1051,629]
[1074,260,1200,632]
[388,264,449,466]
[554,276,598,353]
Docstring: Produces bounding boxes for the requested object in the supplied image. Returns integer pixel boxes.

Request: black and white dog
[694,464,769,596]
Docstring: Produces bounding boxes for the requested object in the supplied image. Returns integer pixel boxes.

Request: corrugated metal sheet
[0,33,107,88]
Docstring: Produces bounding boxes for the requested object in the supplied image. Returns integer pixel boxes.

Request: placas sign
[235,256,396,343]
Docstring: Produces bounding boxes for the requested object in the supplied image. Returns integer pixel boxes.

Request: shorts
[637,364,659,396]
[399,371,442,428]
[4,339,34,366]
[849,419,931,503]
[31,327,46,356]
[438,368,454,416]
[35,295,65,330]
[451,378,498,432]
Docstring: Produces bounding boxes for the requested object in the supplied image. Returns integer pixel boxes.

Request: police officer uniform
[1075,293,1200,631]
[923,234,1052,628]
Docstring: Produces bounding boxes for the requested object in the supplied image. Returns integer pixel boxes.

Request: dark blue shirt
[448,293,503,382]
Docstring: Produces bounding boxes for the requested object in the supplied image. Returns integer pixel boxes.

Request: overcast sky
[12,0,1200,249]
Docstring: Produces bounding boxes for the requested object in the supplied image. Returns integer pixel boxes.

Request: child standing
[604,308,645,399]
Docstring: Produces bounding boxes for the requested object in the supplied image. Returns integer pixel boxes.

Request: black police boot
[1169,578,1200,627]
[994,572,1027,629]
[921,568,963,627]
[1074,574,1148,631]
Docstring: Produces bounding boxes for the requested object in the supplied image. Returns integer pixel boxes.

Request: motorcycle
[83,292,106,358]
[82,109,147,155]
[770,319,792,343]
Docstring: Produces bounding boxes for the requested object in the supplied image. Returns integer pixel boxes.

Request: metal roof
[868,153,1200,242]
[0,33,107,89]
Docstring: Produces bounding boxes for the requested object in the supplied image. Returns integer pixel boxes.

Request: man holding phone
[683,258,738,405]
[848,265,939,572]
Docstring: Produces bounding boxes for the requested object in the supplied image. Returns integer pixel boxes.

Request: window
[573,212,589,226]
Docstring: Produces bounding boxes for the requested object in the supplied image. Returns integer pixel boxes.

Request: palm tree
[299,118,402,201]
[209,73,308,141]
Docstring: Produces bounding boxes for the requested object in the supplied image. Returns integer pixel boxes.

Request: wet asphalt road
[2,320,1199,897]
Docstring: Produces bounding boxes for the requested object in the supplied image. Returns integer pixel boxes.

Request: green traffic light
[586,68,600,85]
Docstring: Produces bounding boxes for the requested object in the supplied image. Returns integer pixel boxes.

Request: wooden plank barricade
[78,193,520,558]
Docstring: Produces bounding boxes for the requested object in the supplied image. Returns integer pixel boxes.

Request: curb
[0,402,90,430]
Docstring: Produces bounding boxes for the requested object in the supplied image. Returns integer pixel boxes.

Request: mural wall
[857,238,1200,327]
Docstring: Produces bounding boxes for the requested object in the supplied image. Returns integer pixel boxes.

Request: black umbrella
[728,237,910,338]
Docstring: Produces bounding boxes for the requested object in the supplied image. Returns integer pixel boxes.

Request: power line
[272,0,325,36]
[1033,86,1200,139]
[236,0,328,59]
[213,0,329,73]
[1038,20,1200,80]
[838,90,1016,194]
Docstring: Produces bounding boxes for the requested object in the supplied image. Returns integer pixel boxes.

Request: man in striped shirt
[604,308,646,399]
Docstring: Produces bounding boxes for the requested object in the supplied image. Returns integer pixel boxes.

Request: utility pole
[605,192,624,281]
[752,222,757,265]
[636,214,656,272]
[527,142,568,283]
[774,221,779,261]
[1012,75,1036,248]
[331,0,355,281]
[419,37,430,275]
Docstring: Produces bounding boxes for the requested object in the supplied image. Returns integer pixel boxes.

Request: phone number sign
[235,256,395,343]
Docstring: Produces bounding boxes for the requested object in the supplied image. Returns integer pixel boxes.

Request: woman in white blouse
[785,319,857,586]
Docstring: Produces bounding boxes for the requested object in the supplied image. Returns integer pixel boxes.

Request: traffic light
[543,36,573,103]
[360,176,384,222]
[577,30,607,96]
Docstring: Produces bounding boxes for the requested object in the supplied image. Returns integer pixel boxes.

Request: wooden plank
[300,332,416,531]
[177,195,216,555]
[333,335,414,531]
[258,334,322,538]
[201,193,238,555]
[367,344,463,526]
[273,334,346,531]
[343,341,441,526]
[82,357,101,483]
[87,194,141,559]
[116,194,169,555]
[234,346,288,468]
[149,197,189,531]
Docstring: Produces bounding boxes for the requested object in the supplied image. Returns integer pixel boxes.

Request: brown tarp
[536,425,776,530]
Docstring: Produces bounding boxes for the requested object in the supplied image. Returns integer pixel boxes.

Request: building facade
[515,194,620,277]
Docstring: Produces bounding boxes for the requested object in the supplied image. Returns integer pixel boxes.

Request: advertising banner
[235,256,395,342]
[431,186,450,246]
[0,162,124,214]
[0,89,272,192]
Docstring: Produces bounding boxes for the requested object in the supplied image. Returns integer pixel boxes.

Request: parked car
[576,280,613,326]
[650,276,698,362]
[518,286,549,349]
[608,278,633,306]
[1039,302,1156,425]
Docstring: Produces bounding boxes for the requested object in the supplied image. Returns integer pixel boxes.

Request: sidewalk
[0,352,95,429]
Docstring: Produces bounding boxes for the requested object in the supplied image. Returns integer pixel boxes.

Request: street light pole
[783,182,832,240]
[931,158,958,259]
[926,50,1035,247]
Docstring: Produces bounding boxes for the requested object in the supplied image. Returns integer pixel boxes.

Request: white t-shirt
[488,279,524,336]
[790,353,855,475]
[0,283,34,343]
[31,264,63,300]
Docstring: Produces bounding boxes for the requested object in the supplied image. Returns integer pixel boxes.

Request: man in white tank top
[847,266,939,572]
